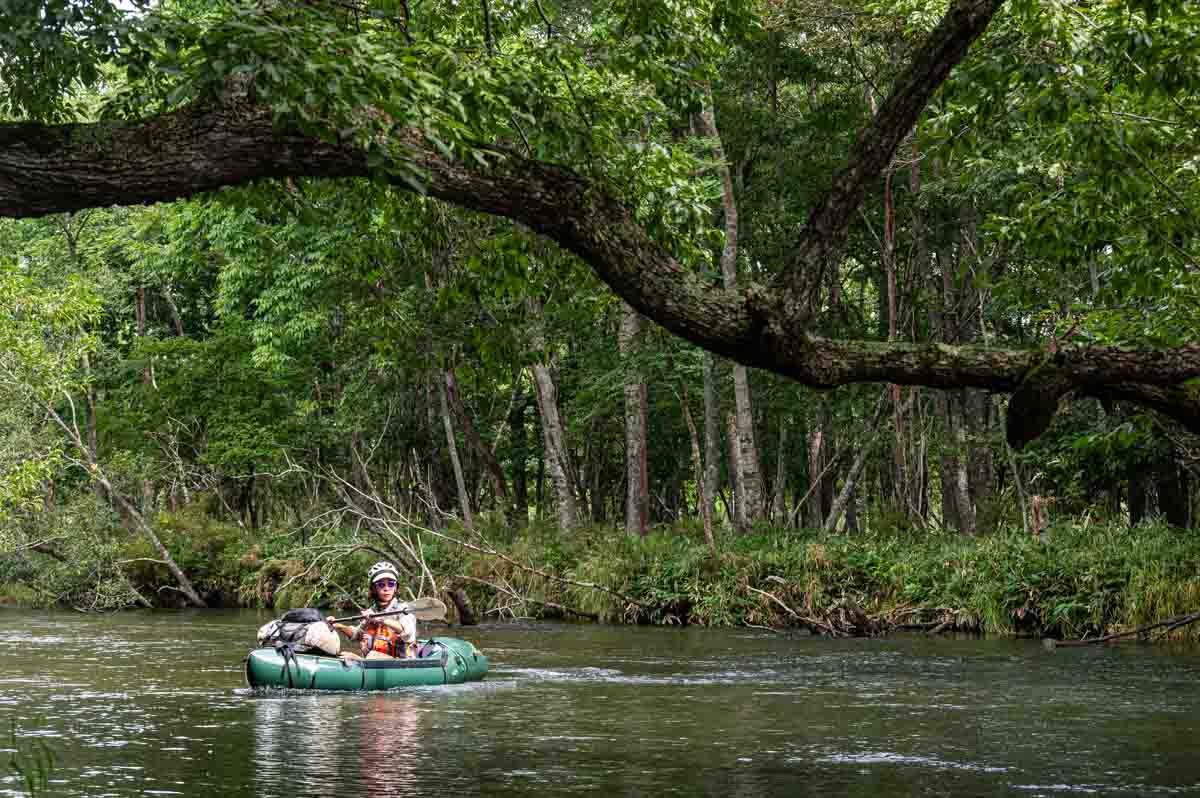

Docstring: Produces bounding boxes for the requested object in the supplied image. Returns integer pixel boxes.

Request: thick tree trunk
[438,368,474,531]
[619,302,649,536]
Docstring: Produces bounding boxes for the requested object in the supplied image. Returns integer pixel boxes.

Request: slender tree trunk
[510,388,529,527]
[529,361,577,530]
[966,388,995,530]
[958,206,995,531]
[772,417,789,523]
[437,368,474,531]
[423,376,446,529]
[1004,406,1030,537]
[619,302,649,536]
[682,384,717,558]
[844,485,860,533]
[824,435,872,533]
[883,168,909,519]
[952,394,977,536]
[80,352,106,503]
[444,369,509,506]
[135,284,157,512]
[726,411,741,527]
[528,301,578,530]
[350,430,369,493]
[1159,458,1190,528]
[45,405,204,607]
[699,87,763,528]
[160,285,185,336]
[702,353,720,524]
[805,409,826,529]
[1130,469,1148,526]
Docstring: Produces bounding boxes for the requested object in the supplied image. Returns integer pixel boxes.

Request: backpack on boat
[256,608,340,655]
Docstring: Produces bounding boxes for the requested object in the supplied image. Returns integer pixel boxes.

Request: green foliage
[451,521,1200,640]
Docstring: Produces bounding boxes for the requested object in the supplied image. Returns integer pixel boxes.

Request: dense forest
[1,0,1198,638]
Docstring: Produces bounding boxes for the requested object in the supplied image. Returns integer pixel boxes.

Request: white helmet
[367,561,399,585]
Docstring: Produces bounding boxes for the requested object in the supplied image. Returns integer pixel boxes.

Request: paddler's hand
[325,615,336,625]
[360,608,374,621]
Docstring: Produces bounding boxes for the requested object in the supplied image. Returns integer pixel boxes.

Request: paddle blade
[406,597,448,622]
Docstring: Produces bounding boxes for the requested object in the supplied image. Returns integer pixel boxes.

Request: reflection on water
[2,609,1200,797]
[254,692,423,795]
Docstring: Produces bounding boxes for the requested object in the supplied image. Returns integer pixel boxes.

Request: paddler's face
[374,579,396,603]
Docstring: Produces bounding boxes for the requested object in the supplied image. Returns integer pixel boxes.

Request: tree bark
[509,380,529,527]
[698,89,764,527]
[1129,468,1148,526]
[444,369,508,506]
[726,411,742,527]
[772,417,789,523]
[619,302,649,536]
[2,0,1197,441]
[952,394,977,536]
[528,301,578,530]
[437,368,475,531]
[44,405,205,606]
[702,353,720,525]
[1158,459,1190,528]
[681,384,717,559]
[805,418,825,530]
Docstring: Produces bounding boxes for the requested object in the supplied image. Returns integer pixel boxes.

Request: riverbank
[4,509,1199,641]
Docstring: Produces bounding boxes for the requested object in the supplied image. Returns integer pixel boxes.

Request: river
[1,609,1198,797]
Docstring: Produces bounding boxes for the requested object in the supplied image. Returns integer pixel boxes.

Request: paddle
[328,596,448,624]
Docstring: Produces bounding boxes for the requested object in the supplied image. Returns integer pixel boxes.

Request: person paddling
[327,561,417,660]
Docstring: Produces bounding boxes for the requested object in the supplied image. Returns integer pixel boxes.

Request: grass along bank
[441,520,1200,641]
[4,501,1199,642]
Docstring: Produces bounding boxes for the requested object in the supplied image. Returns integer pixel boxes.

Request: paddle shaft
[329,597,447,624]
[330,607,412,624]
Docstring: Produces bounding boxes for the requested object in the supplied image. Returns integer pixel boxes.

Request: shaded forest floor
[4,505,1199,642]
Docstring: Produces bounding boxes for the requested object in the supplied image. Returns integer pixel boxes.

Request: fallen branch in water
[747,586,842,637]
[1051,610,1200,647]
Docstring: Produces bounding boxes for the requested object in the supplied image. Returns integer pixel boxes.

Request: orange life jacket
[364,621,400,657]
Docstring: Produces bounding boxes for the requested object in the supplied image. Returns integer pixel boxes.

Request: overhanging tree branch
[1,0,1197,444]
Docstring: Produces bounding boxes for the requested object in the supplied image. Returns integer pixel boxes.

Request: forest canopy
[1,0,1197,444]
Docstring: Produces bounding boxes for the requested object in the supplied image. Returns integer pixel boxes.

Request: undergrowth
[4,499,1198,641]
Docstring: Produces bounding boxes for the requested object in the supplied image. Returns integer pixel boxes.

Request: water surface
[2,609,1199,797]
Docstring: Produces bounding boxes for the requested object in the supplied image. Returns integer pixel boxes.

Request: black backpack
[280,608,325,624]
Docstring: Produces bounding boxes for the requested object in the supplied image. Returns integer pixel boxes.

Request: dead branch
[456,574,600,620]
[1052,610,1200,646]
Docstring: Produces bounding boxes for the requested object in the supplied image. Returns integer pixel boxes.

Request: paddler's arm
[377,617,407,634]
[326,616,360,640]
